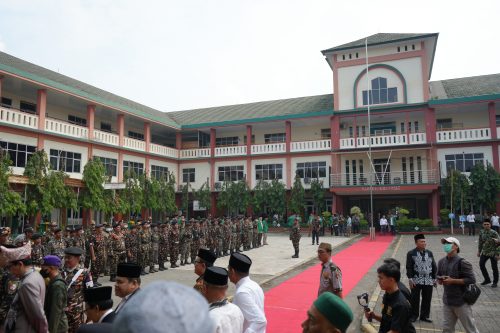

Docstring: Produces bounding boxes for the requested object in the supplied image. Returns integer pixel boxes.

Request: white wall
[149,158,178,184]
[437,146,493,178]
[179,161,210,190]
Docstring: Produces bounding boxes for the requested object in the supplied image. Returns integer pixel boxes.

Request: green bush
[440,208,450,223]
[397,218,433,227]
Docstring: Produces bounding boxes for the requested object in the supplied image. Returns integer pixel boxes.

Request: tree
[0,151,26,222]
[267,179,286,218]
[80,157,107,218]
[253,180,270,215]
[288,176,305,217]
[179,182,190,219]
[469,163,500,214]
[159,171,178,218]
[217,180,251,216]
[24,150,52,222]
[122,170,143,221]
[46,170,77,227]
[194,180,211,217]
[143,175,161,219]
[441,169,470,214]
[309,178,325,214]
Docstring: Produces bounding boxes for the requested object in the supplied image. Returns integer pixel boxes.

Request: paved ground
[101,233,353,306]
[362,234,500,333]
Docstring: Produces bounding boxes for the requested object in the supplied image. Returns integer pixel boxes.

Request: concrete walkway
[363,234,500,333]
[102,233,352,305]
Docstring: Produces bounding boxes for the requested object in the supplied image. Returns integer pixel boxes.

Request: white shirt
[491,215,500,227]
[233,276,267,333]
[379,218,388,226]
[467,214,475,223]
[209,302,244,333]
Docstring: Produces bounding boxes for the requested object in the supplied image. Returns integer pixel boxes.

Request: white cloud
[0,34,5,52]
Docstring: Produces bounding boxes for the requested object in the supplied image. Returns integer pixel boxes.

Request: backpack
[458,258,481,305]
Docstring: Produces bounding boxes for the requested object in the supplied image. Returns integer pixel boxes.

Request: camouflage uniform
[290,223,302,258]
[169,224,180,268]
[47,237,66,260]
[150,226,160,272]
[222,222,231,256]
[158,224,169,270]
[252,219,259,249]
[243,219,252,250]
[109,229,127,279]
[0,270,20,329]
[62,266,93,333]
[88,230,106,284]
[180,224,193,265]
[139,227,151,273]
[191,224,201,263]
[125,228,139,264]
[215,223,223,257]
[31,243,45,267]
[231,220,239,254]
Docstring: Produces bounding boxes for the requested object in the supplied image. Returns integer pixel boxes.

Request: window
[96,157,117,177]
[182,168,195,183]
[68,115,87,126]
[128,131,144,141]
[348,127,353,138]
[100,122,112,132]
[20,101,36,114]
[496,115,500,126]
[0,141,36,167]
[345,160,350,185]
[218,165,244,182]
[255,164,283,180]
[50,149,82,173]
[243,135,255,144]
[445,153,484,172]
[123,161,144,176]
[320,129,331,139]
[400,122,405,134]
[264,133,286,143]
[414,121,419,132]
[151,165,169,180]
[437,118,453,130]
[296,162,327,179]
[215,136,239,147]
[362,77,398,105]
[1,97,12,108]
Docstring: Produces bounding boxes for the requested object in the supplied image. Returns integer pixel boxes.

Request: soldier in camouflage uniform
[191,221,201,263]
[169,222,180,268]
[139,223,152,274]
[230,219,239,254]
[290,217,302,258]
[62,247,93,333]
[150,224,160,273]
[47,228,66,260]
[222,219,231,256]
[0,242,20,329]
[30,233,45,267]
[158,223,169,271]
[109,222,127,282]
[88,224,106,286]
[42,222,58,246]
[243,219,252,250]
[252,218,259,249]
[215,220,224,257]
[180,222,193,265]
[125,225,139,264]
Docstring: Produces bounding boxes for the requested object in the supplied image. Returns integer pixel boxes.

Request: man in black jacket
[405,234,437,323]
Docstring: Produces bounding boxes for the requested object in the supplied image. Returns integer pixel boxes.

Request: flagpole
[365,38,375,240]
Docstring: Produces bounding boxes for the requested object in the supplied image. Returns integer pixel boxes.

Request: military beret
[67,227,75,232]
[203,266,228,286]
[313,293,353,332]
[24,227,33,233]
[117,263,141,278]
[65,247,84,256]
[95,224,103,228]
[197,249,217,265]
[414,234,425,241]
[84,286,113,304]
[160,223,167,228]
[54,228,62,233]
[31,233,42,240]
[318,242,332,252]
[42,255,61,267]
[112,222,120,228]
[229,253,252,273]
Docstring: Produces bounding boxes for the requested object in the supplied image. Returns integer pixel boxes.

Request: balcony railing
[330,170,439,187]
[179,148,211,159]
[45,118,88,139]
[437,127,491,143]
[251,142,286,155]
[291,139,331,152]
[340,132,427,149]
[150,143,179,159]
[0,107,38,129]
[93,130,119,146]
[123,137,146,151]
[215,145,247,157]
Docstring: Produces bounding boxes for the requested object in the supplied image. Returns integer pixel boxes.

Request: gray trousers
[442,304,479,333]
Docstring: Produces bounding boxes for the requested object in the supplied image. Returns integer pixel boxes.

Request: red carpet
[264,235,394,332]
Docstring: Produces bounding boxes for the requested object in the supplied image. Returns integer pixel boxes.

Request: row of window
[214,131,332,147]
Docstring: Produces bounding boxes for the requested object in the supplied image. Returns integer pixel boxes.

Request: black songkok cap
[31,233,42,240]
[203,266,228,286]
[414,234,425,242]
[197,248,217,265]
[229,253,252,273]
[64,247,84,256]
[117,263,141,278]
[84,286,112,303]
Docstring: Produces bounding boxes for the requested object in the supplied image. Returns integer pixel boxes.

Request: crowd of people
[0,213,498,333]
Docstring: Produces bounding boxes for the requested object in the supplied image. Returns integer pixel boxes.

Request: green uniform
[45,274,69,333]
[290,224,301,257]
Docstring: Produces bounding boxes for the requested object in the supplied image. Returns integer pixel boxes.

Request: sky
[0,0,499,112]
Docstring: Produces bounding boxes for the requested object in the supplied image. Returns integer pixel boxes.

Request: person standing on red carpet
[317,243,343,298]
